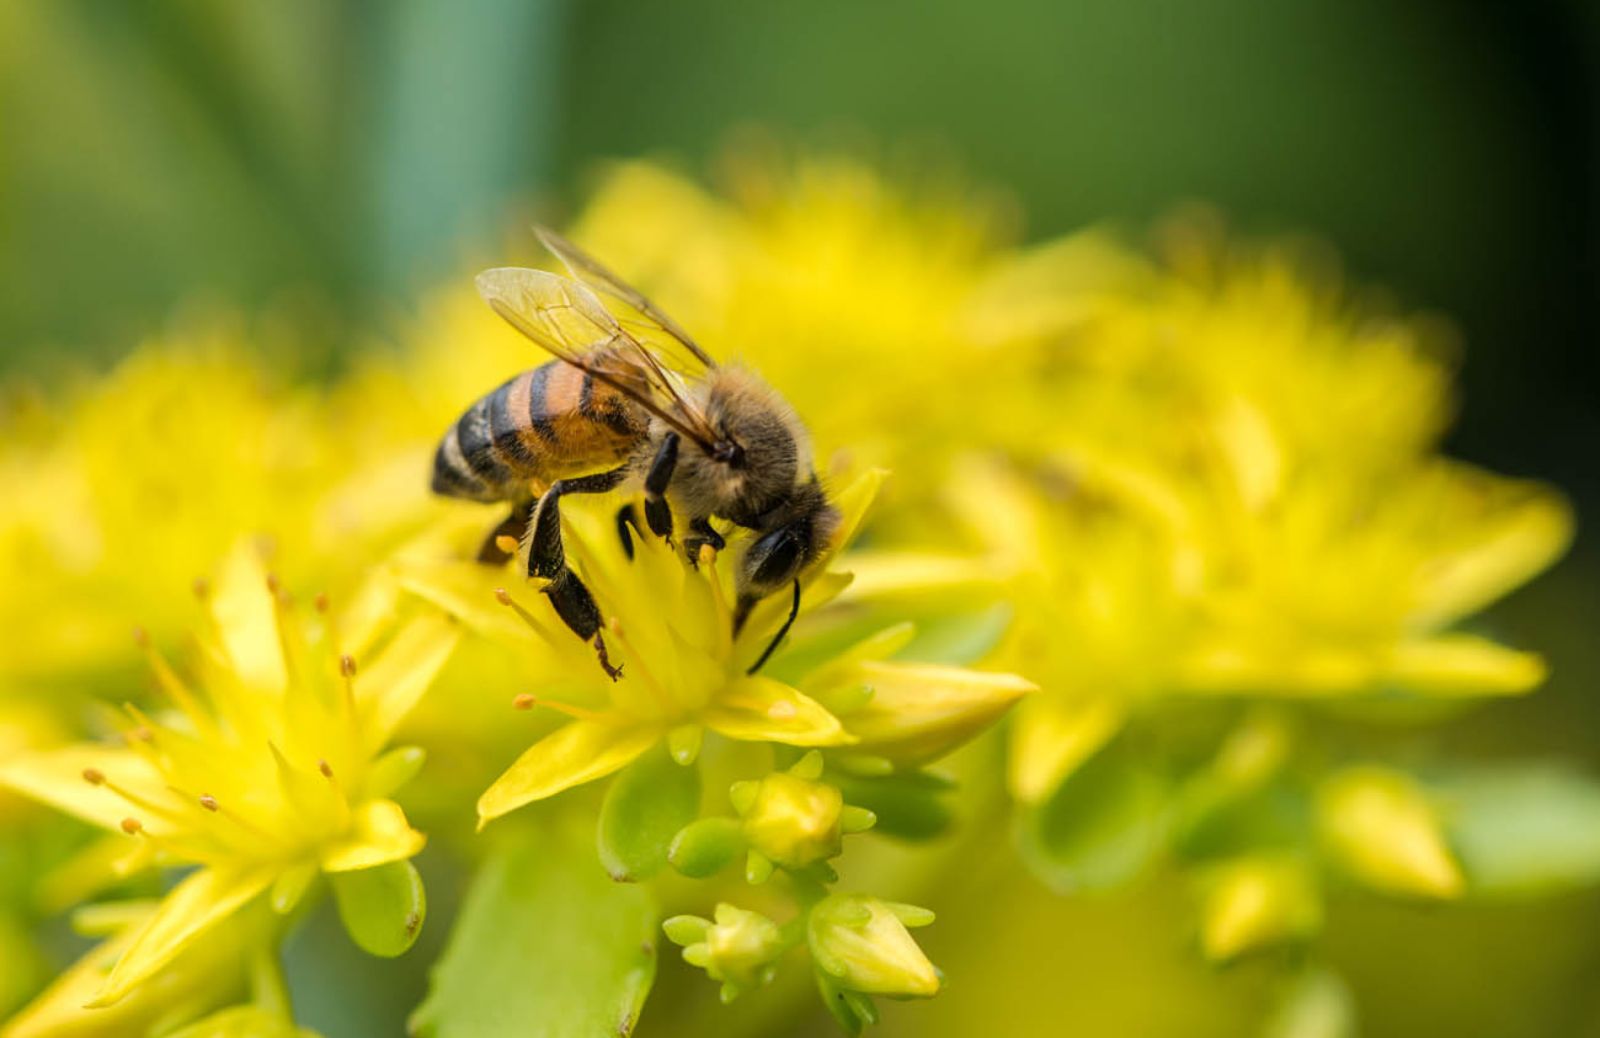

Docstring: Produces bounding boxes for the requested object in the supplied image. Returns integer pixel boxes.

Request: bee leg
[742,580,802,676]
[615,503,641,560]
[527,466,629,680]
[476,498,534,565]
[643,431,679,543]
[684,517,725,564]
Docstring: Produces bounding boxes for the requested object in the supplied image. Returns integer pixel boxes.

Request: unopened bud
[732,754,852,871]
[808,894,939,998]
[663,904,785,1003]
[1317,764,1464,899]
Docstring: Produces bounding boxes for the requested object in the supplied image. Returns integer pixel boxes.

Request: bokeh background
[2,2,1596,1035]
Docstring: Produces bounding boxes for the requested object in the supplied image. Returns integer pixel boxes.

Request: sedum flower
[0,899,283,1038]
[395,468,1029,826]
[1315,764,1464,899]
[0,545,457,1005]
[808,894,940,999]
[663,904,787,1004]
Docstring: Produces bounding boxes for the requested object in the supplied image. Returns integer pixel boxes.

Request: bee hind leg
[476,498,534,565]
[642,431,679,543]
[527,466,629,680]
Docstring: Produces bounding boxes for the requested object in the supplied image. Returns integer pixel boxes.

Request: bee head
[732,476,840,633]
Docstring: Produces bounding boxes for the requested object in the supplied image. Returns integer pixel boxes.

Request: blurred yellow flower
[0,545,457,1005]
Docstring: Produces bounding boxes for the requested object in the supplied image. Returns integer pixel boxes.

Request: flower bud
[1197,854,1321,962]
[1316,764,1464,899]
[663,904,785,1002]
[808,894,940,998]
[732,753,872,873]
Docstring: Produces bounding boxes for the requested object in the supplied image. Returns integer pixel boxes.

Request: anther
[495,534,520,555]
[82,768,106,785]
[340,655,357,678]
[266,573,281,594]
[132,626,149,648]
[314,592,330,614]
[513,694,536,710]
[192,577,210,600]
[493,587,513,606]
[120,817,143,835]
[697,544,717,568]
[198,794,219,812]
[318,759,334,779]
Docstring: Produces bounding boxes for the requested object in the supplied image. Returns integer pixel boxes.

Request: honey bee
[431,228,839,679]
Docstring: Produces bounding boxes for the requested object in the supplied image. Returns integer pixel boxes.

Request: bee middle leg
[642,431,679,542]
[528,466,629,679]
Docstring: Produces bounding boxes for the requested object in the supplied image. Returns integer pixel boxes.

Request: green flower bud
[808,894,940,999]
[663,904,786,1003]
[732,753,874,875]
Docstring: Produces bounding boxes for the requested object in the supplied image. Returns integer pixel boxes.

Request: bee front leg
[642,431,679,543]
[684,517,725,562]
[527,466,629,679]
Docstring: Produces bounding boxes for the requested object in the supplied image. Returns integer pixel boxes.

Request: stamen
[120,817,142,834]
[605,617,675,715]
[97,775,185,824]
[698,548,735,657]
[493,587,557,641]
[511,693,607,721]
[134,627,208,728]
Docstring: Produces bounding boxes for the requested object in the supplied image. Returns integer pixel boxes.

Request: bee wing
[475,267,720,451]
[534,225,718,377]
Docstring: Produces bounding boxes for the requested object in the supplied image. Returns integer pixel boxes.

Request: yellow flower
[0,545,458,1006]
[395,469,1028,826]
[0,899,292,1038]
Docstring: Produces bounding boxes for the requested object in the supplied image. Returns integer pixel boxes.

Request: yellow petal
[320,799,427,873]
[477,721,656,823]
[0,745,171,835]
[356,613,461,749]
[705,676,855,748]
[1009,694,1126,803]
[391,554,537,645]
[836,550,1002,603]
[1410,468,1573,629]
[825,468,888,556]
[208,542,287,693]
[90,866,274,1007]
[1386,634,1546,697]
[828,661,1032,765]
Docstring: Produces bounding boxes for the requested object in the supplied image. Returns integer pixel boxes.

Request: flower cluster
[0,150,1587,1038]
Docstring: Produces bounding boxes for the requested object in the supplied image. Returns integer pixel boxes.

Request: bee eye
[746,527,802,588]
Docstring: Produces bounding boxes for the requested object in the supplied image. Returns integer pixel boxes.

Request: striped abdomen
[431,360,646,502]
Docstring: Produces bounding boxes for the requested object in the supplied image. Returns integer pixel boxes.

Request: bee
[431,228,839,679]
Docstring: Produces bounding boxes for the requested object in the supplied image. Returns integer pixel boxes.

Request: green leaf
[1017,741,1167,893]
[830,771,954,841]
[330,860,426,958]
[1432,763,1600,897]
[598,745,701,881]
[411,825,657,1038]
[668,818,745,878]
